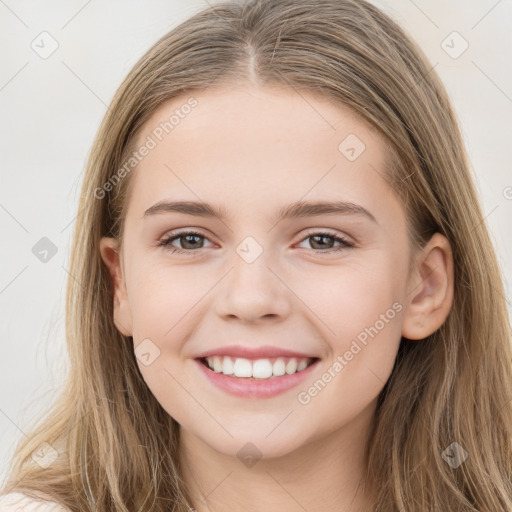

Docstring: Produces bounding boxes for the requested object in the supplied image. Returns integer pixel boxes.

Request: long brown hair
[2,1,511,510]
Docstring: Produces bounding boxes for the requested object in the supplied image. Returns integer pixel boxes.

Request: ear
[99,237,133,337]
[401,232,454,340]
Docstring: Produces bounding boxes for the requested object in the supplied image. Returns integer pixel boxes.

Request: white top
[0,492,70,511]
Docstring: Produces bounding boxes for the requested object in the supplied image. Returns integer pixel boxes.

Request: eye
[296,229,354,254]
[158,230,213,255]
[158,229,354,256]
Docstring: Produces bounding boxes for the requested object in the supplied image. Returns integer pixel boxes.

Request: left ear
[401,232,454,340]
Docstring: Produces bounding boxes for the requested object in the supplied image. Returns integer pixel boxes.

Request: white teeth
[213,356,223,373]
[233,358,252,377]
[285,358,298,375]
[252,359,273,379]
[222,356,234,375]
[204,355,313,379]
[272,357,286,376]
[297,359,308,372]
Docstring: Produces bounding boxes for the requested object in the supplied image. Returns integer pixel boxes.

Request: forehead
[125,85,399,225]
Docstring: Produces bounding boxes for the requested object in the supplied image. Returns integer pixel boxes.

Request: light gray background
[1,0,511,483]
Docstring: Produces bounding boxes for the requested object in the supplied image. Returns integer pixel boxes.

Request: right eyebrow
[142,200,229,220]
[142,199,378,225]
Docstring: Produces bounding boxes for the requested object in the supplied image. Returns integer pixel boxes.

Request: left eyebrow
[142,199,378,225]
[275,200,377,224]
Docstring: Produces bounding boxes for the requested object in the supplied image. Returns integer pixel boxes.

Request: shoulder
[0,492,70,512]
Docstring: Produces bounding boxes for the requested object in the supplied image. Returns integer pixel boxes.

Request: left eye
[296,231,354,252]
[158,230,354,255]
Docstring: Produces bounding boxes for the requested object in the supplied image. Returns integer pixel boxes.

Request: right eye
[158,230,214,255]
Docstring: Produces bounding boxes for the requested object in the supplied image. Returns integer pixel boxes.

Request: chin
[186,421,310,463]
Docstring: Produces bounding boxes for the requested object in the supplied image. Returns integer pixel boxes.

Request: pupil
[183,234,202,249]
[311,235,333,249]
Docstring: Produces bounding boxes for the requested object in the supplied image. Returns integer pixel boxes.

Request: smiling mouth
[197,355,319,380]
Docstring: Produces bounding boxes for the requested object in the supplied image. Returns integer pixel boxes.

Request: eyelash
[158,229,354,256]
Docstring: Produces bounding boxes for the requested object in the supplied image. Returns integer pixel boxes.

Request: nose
[214,246,292,324]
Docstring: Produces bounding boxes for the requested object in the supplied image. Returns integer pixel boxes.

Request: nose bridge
[216,235,291,321]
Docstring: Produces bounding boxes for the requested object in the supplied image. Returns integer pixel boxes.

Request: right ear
[99,237,133,337]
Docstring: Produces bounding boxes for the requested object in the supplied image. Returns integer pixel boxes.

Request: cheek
[299,255,404,338]
[128,261,209,342]
[292,273,403,434]
[126,264,207,422]
[300,256,405,395]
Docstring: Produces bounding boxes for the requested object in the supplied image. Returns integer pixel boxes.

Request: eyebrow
[142,199,377,224]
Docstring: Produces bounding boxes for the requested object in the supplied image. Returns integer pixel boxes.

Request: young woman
[1,0,511,510]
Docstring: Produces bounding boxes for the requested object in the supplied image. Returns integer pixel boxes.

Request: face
[100,85,431,460]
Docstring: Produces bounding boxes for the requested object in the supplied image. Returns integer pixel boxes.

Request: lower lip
[194,358,320,399]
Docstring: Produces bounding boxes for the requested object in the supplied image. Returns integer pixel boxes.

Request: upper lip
[195,345,318,360]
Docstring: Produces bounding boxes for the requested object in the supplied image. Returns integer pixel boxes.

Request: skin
[100,85,454,511]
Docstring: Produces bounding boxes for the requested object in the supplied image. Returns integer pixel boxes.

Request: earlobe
[401,233,454,340]
[99,236,133,337]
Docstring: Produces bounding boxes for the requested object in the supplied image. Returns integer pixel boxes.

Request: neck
[178,399,378,512]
